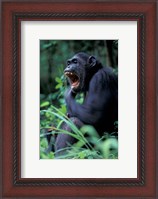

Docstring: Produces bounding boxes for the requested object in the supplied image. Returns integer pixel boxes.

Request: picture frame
[1,0,157,198]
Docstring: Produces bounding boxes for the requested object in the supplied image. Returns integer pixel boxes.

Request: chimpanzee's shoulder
[93,66,116,79]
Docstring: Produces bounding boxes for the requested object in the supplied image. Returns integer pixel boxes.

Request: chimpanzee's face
[64,54,87,93]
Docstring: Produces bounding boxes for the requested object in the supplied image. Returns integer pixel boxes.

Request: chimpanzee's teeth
[65,72,72,75]
[65,72,74,76]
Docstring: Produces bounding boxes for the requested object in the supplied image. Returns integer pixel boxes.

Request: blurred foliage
[40,40,118,159]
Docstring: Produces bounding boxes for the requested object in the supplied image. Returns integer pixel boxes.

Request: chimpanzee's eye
[73,59,78,64]
[67,60,70,65]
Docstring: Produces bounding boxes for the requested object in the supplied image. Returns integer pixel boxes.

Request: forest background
[40,40,118,159]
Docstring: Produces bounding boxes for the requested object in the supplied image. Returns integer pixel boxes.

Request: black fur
[54,52,118,155]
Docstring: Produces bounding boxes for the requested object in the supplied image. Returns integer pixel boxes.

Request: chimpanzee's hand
[65,88,77,117]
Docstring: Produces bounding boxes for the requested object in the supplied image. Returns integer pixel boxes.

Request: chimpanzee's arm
[65,70,112,125]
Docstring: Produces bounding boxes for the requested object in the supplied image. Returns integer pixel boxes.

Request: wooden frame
[1,0,157,198]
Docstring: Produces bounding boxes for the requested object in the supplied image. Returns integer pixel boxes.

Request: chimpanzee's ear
[88,56,97,67]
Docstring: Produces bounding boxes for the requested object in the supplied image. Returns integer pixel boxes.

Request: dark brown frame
[1,0,157,198]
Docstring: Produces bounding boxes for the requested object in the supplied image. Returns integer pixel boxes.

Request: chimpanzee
[54,52,118,155]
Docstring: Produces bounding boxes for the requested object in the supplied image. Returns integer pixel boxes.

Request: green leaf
[48,152,55,159]
[78,151,86,159]
[40,101,50,107]
[55,83,62,89]
[55,77,62,83]
[59,105,67,114]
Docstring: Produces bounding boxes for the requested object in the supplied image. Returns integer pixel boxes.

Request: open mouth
[65,72,80,89]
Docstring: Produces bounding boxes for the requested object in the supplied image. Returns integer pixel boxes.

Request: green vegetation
[40,40,118,159]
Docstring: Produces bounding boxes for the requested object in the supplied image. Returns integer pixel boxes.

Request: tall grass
[40,105,118,159]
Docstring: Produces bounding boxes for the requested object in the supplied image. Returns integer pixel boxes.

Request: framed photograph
[1,0,157,198]
[39,39,119,159]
